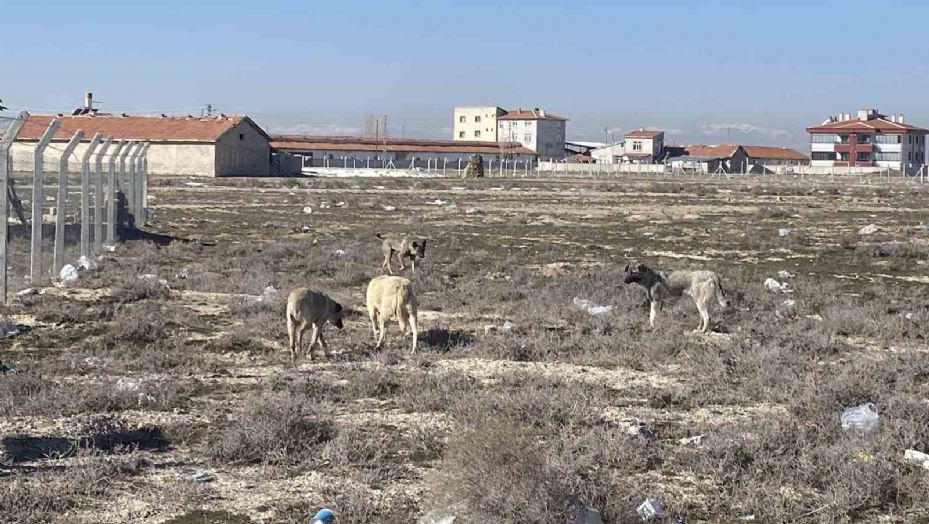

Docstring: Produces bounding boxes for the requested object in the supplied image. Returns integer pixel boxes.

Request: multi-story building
[623,129,665,163]
[497,108,567,158]
[453,106,507,142]
[807,109,927,173]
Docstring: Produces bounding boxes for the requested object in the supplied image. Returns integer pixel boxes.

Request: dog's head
[329,302,345,330]
[623,264,651,284]
[411,239,427,259]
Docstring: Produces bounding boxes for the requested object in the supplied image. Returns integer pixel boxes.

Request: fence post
[79,133,101,260]
[106,140,126,247]
[93,136,113,253]
[125,143,142,229]
[52,129,84,278]
[30,118,61,283]
[137,143,150,224]
[114,140,134,242]
[0,111,29,302]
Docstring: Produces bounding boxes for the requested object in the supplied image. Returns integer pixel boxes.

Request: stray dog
[286,288,344,362]
[375,233,426,274]
[365,275,418,353]
[623,264,729,333]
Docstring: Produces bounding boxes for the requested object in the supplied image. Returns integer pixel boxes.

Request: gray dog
[623,264,729,333]
[286,288,344,362]
[376,233,427,274]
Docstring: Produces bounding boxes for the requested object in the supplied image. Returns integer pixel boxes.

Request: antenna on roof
[201,104,215,118]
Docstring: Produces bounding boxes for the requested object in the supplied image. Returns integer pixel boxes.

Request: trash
[83,356,103,367]
[311,508,335,524]
[806,314,824,322]
[464,207,479,214]
[183,181,205,187]
[778,228,790,237]
[501,320,513,333]
[0,361,16,374]
[319,202,331,209]
[678,435,704,446]
[302,206,313,214]
[573,297,613,315]
[104,244,116,252]
[115,377,141,392]
[625,418,656,441]
[858,223,878,235]
[764,277,792,293]
[382,205,396,211]
[781,298,796,309]
[777,270,795,279]
[176,267,190,280]
[185,471,215,483]
[637,499,666,520]
[567,502,604,524]
[737,515,756,521]
[922,223,929,233]
[77,255,96,270]
[903,449,929,470]
[302,225,311,233]
[59,264,79,283]
[139,274,170,288]
[841,402,879,434]
[334,201,346,207]
[444,203,458,211]
[334,249,346,256]
[262,286,279,299]
[0,316,21,339]
[432,199,447,205]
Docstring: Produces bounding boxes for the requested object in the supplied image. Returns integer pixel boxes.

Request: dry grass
[2,174,929,522]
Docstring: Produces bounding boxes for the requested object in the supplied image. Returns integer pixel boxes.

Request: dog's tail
[714,277,730,308]
[375,232,385,240]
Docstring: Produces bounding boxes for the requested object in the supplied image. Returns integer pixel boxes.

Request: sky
[3,0,929,152]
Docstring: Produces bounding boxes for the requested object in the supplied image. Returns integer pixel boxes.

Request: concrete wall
[215,121,270,176]
[10,140,215,176]
[453,107,504,141]
[590,143,625,164]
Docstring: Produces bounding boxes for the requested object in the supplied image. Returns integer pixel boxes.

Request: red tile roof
[807,117,928,134]
[681,144,742,159]
[270,135,536,155]
[566,153,595,163]
[16,114,266,143]
[498,109,566,121]
[742,145,808,161]
[625,129,663,139]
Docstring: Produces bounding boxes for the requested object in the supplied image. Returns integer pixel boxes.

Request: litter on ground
[858,223,878,235]
[59,264,79,283]
[841,402,879,434]
[573,297,613,315]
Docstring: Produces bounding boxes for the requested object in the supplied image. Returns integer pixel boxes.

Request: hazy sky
[3,0,929,151]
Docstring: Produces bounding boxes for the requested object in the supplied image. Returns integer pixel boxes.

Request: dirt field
[2,174,929,523]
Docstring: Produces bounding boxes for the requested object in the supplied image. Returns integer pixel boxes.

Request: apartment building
[453,106,507,142]
[807,109,927,173]
[497,108,567,158]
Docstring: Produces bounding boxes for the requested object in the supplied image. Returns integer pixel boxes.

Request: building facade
[12,114,270,177]
[806,109,927,173]
[497,108,567,158]
[622,129,665,163]
[453,106,506,142]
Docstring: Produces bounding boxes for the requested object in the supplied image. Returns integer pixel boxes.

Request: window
[474,130,481,138]
[524,134,531,142]
[838,134,850,144]
[811,152,836,161]
[459,131,465,138]
[459,116,466,123]
[632,141,643,151]
[856,152,871,162]
[857,134,873,144]
[874,152,901,161]
[239,133,244,140]
[874,134,900,144]
[811,134,839,143]
[475,116,481,123]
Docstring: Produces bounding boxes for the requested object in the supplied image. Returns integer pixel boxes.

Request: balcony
[835,143,873,153]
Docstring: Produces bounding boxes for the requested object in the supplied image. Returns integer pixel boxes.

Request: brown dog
[286,288,344,362]
[375,233,427,274]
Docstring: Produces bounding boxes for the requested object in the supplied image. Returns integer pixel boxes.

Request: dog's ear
[637,264,647,271]
[334,303,343,313]
[411,241,419,249]
[624,265,630,272]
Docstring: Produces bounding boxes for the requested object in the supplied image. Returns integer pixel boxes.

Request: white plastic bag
[841,402,879,434]
[59,264,79,283]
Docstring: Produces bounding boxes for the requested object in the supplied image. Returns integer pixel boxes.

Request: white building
[807,109,927,173]
[453,106,506,142]
[497,108,567,159]
[622,129,664,163]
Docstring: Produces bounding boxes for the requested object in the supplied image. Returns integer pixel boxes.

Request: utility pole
[382,114,388,161]
[604,126,609,145]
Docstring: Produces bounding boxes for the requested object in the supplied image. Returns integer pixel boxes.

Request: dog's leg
[305,323,320,360]
[287,315,296,364]
[695,301,710,333]
[408,306,418,354]
[317,329,330,357]
[295,323,306,363]
[369,309,379,340]
[376,318,388,349]
[411,257,416,273]
[649,300,659,328]
[398,255,406,272]
[384,253,394,275]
